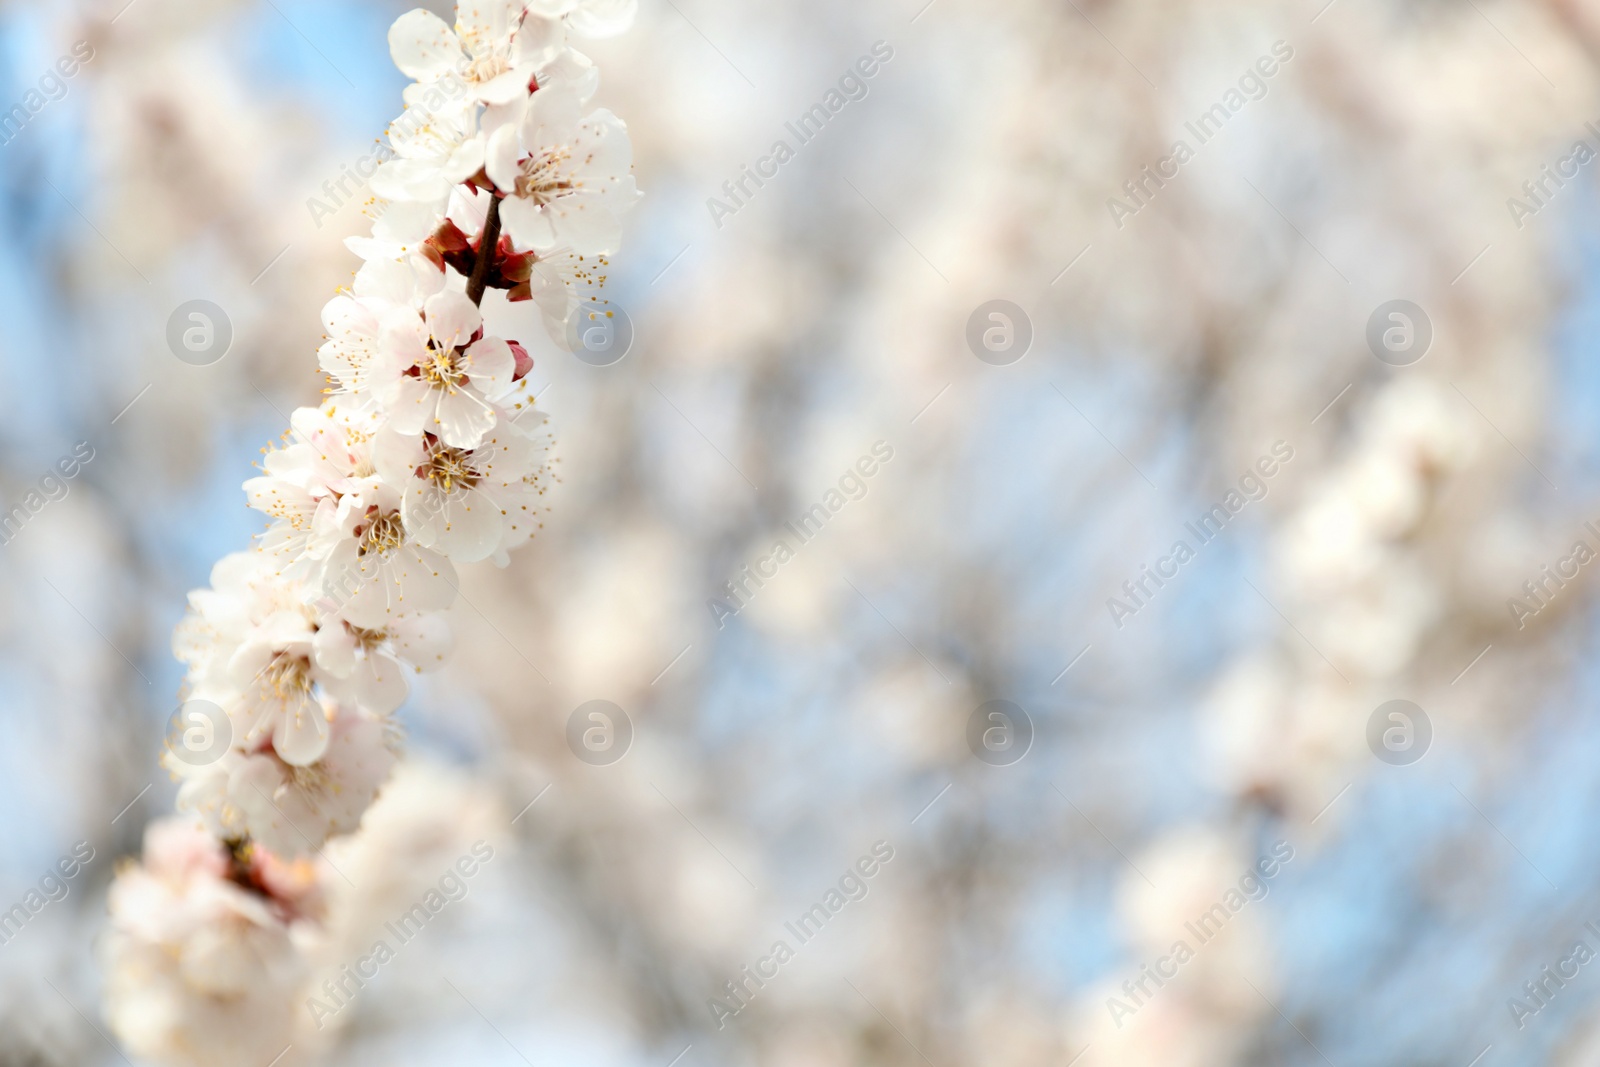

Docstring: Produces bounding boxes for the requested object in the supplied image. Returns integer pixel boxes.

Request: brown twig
[466,196,503,306]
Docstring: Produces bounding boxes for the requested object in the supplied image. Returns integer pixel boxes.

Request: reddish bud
[500,252,533,285]
[509,340,533,380]
[425,219,479,276]
[432,219,473,254]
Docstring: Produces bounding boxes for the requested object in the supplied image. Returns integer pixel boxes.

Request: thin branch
[466,196,503,306]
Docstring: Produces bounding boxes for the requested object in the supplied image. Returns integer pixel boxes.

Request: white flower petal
[524,0,580,16]
[486,124,523,192]
[403,482,451,545]
[523,82,582,149]
[465,336,516,397]
[457,0,525,41]
[573,108,633,179]
[442,136,487,183]
[311,623,359,678]
[478,67,530,105]
[433,387,498,448]
[394,544,459,614]
[369,157,451,202]
[393,613,453,670]
[351,653,410,714]
[514,18,565,68]
[546,188,623,254]
[372,427,427,485]
[568,0,638,38]
[389,9,463,80]
[384,377,437,436]
[425,290,483,351]
[498,193,557,250]
[438,488,503,562]
[272,693,330,766]
[373,198,441,244]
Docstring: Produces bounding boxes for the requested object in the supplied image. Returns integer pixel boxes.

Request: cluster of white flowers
[104,4,639,1063]
[1201,377,1482,815]
[104,821,326,1067]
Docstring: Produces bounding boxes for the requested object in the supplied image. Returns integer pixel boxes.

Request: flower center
[347,624,390,652]
[263,654,313,703]
[421,346,470,390]
[357,510,406,557]
[514,148,575,204]
[465,52,509,85]
[423,444,482,493]
[288,762,330,796]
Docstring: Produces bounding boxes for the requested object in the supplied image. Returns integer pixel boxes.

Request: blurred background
[4,0,1600,1063]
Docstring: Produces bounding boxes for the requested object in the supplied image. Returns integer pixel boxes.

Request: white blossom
[373,289,517,448]
[541,46,601,105]
[171,553,330,765]
[172,712,401,857]
[316,606,452,703]
[172,548,445,764]
[244,402,381,581]
[349,240,448,306]
[388,2,563,107]
[528,0,639,38]
[318,295,411,396]
[318,484,458,630]
[528,245,611,344]
[373,420,552,564]
[369,82,487,208]
[112,0,643,1056]
[345,200,450,305]
[103,820,323,1067]
[485,81,639,255]
[446,185,608,345]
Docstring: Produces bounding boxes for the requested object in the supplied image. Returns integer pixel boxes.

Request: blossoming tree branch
[102,3,640,1063]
